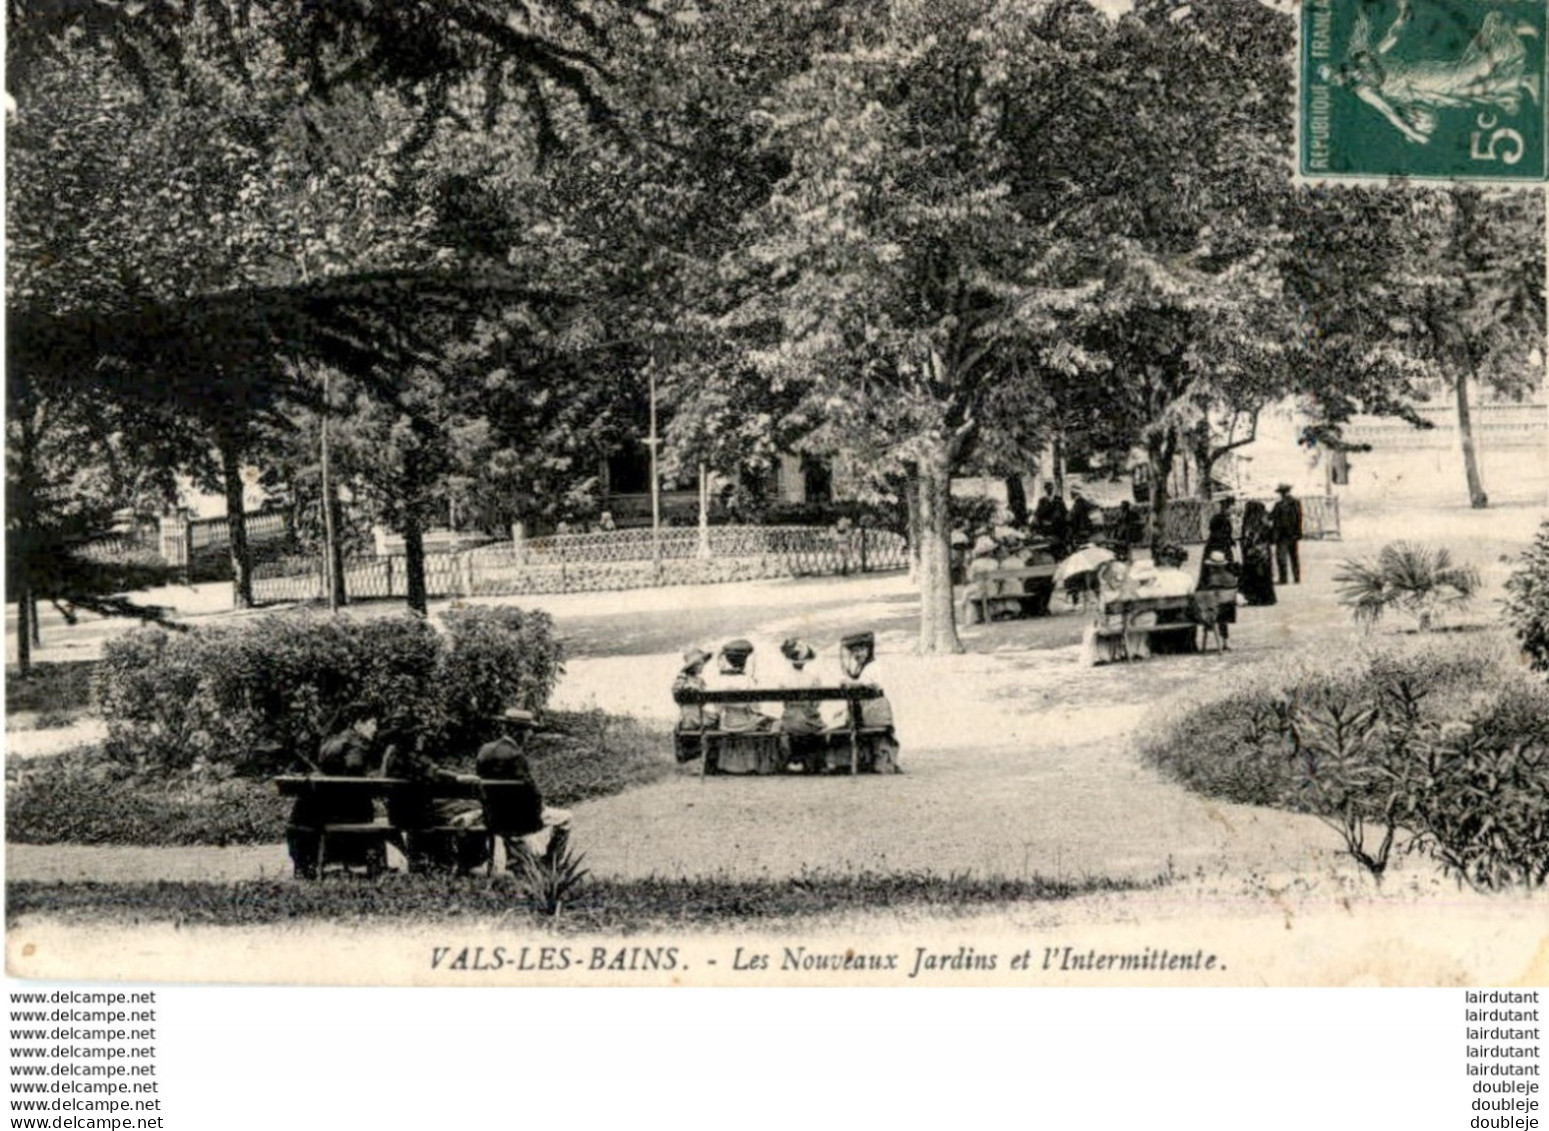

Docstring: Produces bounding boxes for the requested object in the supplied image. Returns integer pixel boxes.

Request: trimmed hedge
[93,607,562,773]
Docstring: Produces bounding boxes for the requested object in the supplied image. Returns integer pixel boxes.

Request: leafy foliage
[1143,638,1549,889]
[1503,521,1549,672]
[437,606,566,750]
[92,609,562,772]
[1333,542,1481,631]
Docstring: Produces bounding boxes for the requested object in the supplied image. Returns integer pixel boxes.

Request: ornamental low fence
[1155,495,1340,547]
[250,524,909,604]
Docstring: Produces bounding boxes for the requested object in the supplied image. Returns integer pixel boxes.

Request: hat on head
[1276,483,1293,494]
[972,535,998,558]
[780,637,815,663]
[950,530,970,547]
[721,638,754,659]
[681,647,712,672]
[491,706,537,726]
[840,630,875,653]
[1206,549,1228,564]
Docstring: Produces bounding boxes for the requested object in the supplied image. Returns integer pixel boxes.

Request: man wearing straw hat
[475,707,571,870]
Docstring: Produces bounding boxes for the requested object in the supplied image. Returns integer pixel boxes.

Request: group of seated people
[672,632,901,774]
[1081,543,1241,663]
[285,706,569,879]
[952,516,1134,624]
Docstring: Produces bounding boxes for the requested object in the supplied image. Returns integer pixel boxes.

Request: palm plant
[1334,542,1481,632]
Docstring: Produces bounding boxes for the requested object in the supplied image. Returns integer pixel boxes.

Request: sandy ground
[6,500,1548,985]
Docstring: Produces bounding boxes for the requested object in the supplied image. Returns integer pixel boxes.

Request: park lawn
[5,869,1155,933]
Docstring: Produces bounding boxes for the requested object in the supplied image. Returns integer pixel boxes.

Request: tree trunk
[1146,435,1175,551]
[904,468,922,586]
[29,594,41,647]
[1004,475,1028,526]
[1192,426,1214,501]
[1454,371,1489,509]
[915,454,963,655]
[403,509,428,616]
[15,583,32,677]
[219,440,254,608]
[326,485,348,608]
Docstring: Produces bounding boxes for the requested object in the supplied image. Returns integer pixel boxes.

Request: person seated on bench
[704,639,775,733]
[823,631,901,773]
[672,647,713,764]
[777,637,825,771]
[1195,550,1240,651]
[286,707,380,880]
[700,638,778,773]
[380,720,483,874]
[475,708,571,872]
[1134,550,1198,655]
[964,535,1024,622]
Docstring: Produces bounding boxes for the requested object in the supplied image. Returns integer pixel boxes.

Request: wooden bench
[274,775,549,878]
[672,685,888,776]
[1095,588,1237,662]
[966,563,1058,623]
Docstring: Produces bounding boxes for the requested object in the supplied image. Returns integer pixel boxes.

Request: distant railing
[251,524,909,604]
[1157,495,1340,546]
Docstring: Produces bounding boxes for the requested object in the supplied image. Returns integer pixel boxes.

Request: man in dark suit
[1271,484,1304,585]
[1032,481,1068,555]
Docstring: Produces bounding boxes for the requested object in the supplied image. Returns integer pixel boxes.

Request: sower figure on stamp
[1271,483,1304,585]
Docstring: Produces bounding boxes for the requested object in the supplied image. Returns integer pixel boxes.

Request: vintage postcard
[6,0,1548,988]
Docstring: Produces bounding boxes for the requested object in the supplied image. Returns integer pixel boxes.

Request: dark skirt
[1240,556,1277,606]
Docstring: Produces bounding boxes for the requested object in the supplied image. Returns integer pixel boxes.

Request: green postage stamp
[1300,0,1548,180]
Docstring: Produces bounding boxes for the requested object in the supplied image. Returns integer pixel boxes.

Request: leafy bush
[5,747,290,846]
[1143,636,1549,889]
[93,608,560,773]
[1503,520,1549,672]
[93,626,248,771]
[437,606,564,752]
[1404,686,1549,891]
[1334,541,1480,631]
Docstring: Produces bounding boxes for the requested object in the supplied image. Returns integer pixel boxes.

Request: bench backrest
[674,685,881,705]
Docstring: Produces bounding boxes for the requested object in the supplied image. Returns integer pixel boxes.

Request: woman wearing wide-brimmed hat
[672,647,713,764]
[822,631,901,773]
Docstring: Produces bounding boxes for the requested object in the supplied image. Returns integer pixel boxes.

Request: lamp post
[648,363,662,580]
[321,367,338,611]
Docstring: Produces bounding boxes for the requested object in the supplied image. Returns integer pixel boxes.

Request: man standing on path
[1271,483,1303,585]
